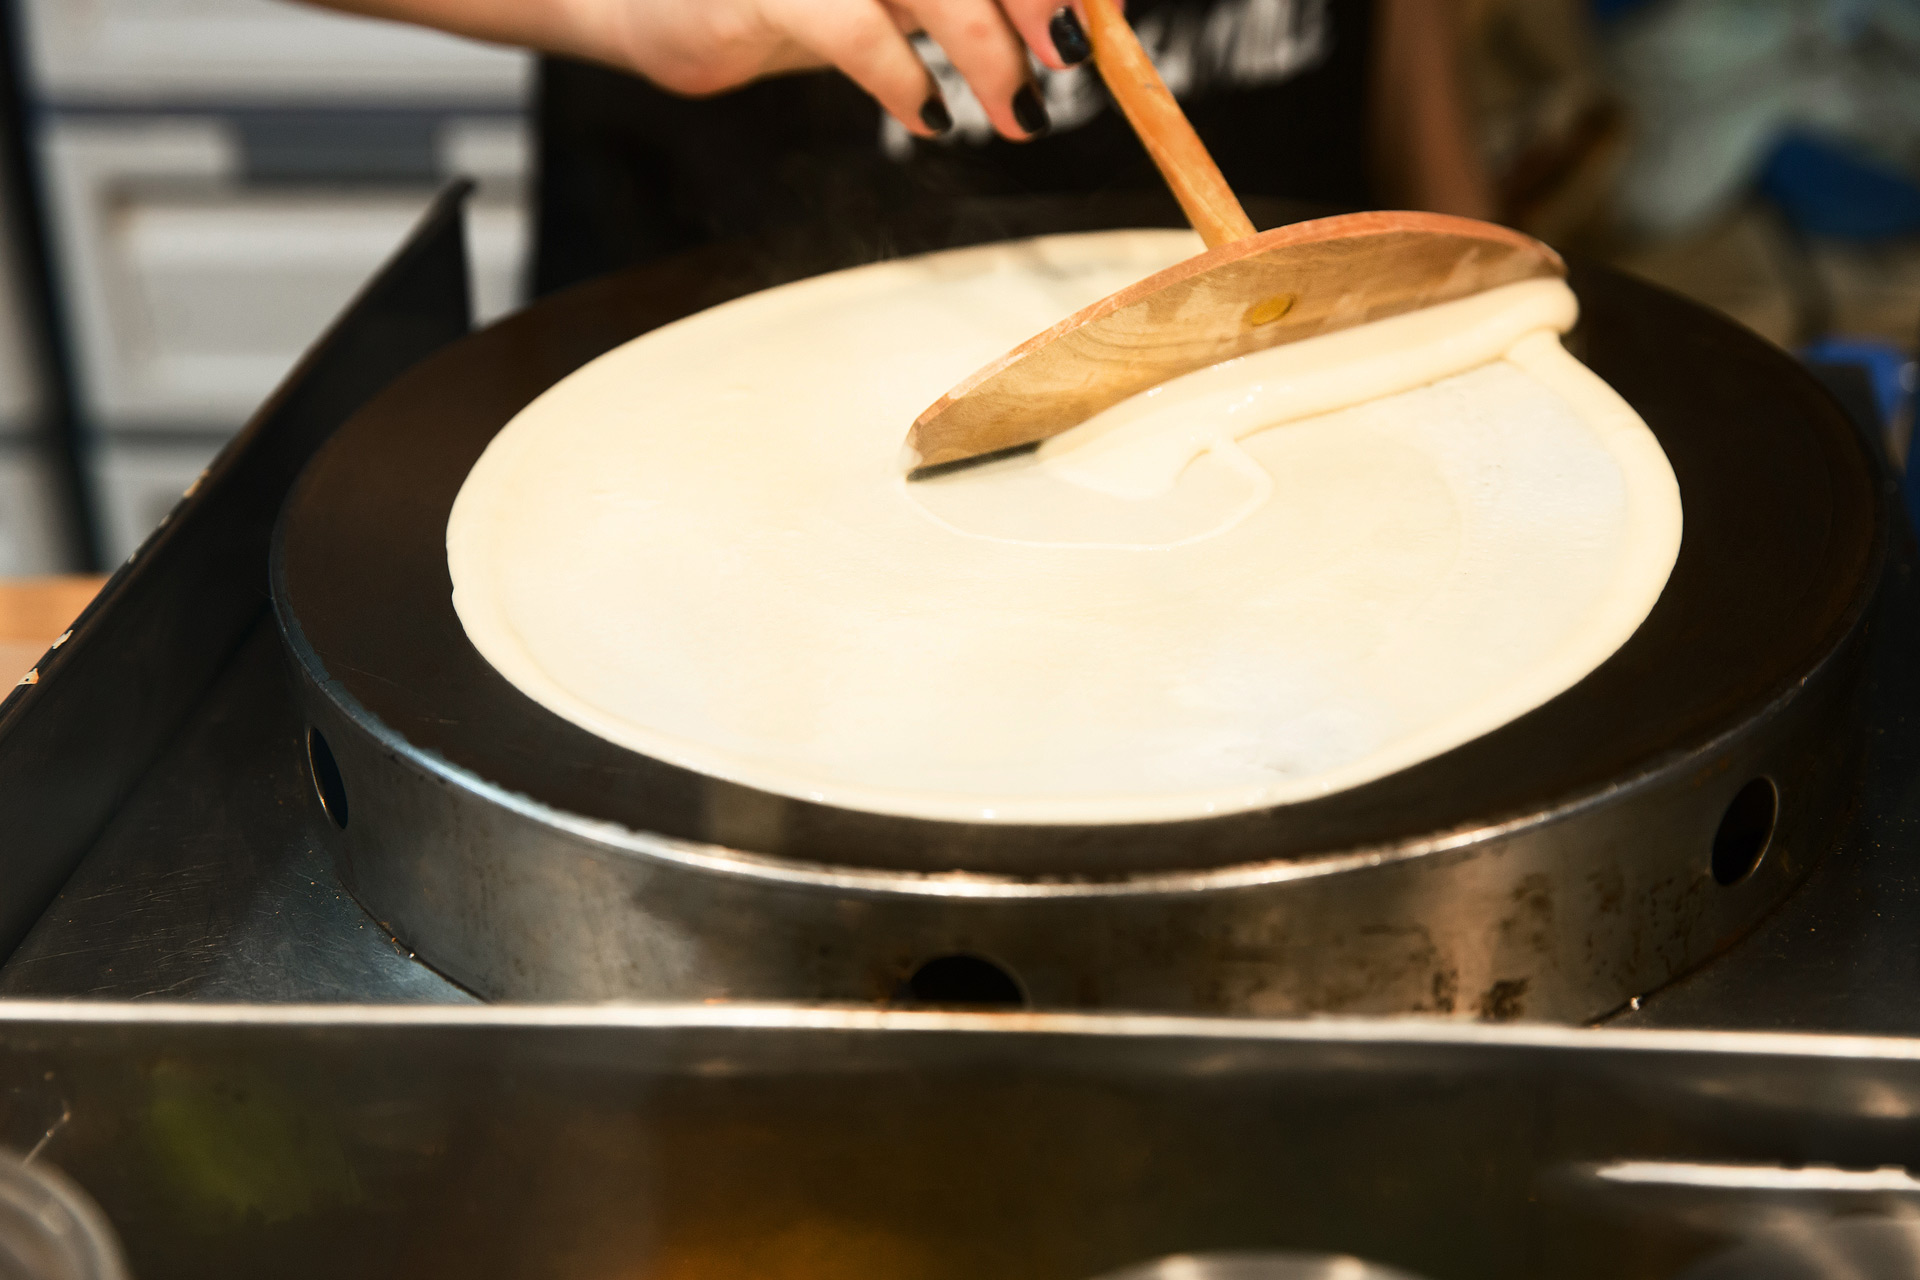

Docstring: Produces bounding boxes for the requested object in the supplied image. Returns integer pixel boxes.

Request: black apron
[533,0,1374,295]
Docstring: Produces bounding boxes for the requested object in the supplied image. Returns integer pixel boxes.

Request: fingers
[1001,0,1091,71]
[763,0,948,137]
[746,0,1062,143]
[899,0,1049,139]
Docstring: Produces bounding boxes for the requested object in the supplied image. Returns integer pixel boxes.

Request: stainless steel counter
[0,1006,1917,1278]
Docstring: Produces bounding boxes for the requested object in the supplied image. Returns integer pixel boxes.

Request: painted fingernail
[1012,84,1051,137]
[1049,7,1091,64]
[919,96,953,135]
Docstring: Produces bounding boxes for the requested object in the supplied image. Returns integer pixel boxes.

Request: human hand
[570,0,1097,141]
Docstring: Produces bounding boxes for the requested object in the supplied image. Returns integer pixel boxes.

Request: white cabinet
[23,0,527,106]
[0,445,69,574]
[19,0,535,564]
[44,116,530,429]
[90,435,222,565]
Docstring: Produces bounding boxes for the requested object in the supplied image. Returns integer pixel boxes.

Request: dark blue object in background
[1761,132,1920,241]
[1801,337,1919,528]
[1803,337,1917,429]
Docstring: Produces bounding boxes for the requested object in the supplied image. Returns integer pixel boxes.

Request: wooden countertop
[0,576,106,684]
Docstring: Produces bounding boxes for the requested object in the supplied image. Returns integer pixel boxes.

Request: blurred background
[0,0,530,575]
[0,0,1912,575]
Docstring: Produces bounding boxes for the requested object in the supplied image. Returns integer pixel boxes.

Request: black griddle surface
[274,205,1882,877]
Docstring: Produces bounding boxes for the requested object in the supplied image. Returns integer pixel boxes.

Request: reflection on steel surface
[1596,1162,1920,1193]
[1091,1251,1431,1280]
[1679,1220,1920,1280]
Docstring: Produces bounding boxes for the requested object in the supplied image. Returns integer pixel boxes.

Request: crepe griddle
[273,197,1884,1017]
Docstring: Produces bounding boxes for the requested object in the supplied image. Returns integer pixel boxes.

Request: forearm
[294,0,1061,136]
[298,0,617,64]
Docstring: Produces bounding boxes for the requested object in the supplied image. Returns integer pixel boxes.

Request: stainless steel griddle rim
[270,519,1884,904]
[6,1000,1920,1065]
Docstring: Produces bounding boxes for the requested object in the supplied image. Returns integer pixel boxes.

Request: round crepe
[448,230,1681,824]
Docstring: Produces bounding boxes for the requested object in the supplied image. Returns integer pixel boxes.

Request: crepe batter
[448,230,1682,824]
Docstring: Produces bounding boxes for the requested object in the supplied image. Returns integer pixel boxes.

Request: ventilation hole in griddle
[1712,777,1776,886]
[307,727,350,829]
[901,954,1026,1007]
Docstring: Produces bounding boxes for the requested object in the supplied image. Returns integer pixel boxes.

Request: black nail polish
[1049,8,1091,65]
[1012,84,1051,137]
[919,96,953,135]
